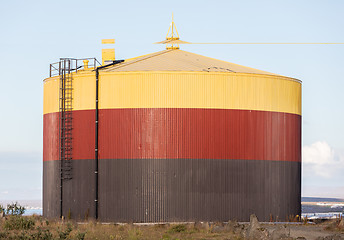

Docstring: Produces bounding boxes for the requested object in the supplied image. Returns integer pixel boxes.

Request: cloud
[302,141,344,197]
[302,141,344,178]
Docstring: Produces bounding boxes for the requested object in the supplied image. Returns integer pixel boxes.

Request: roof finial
[154,14,190,49]
[165,13,180,49]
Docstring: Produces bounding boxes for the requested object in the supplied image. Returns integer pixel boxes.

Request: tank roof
[101,49,281,76]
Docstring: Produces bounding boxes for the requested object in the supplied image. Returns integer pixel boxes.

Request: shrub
[57,223,73,239]
[162,233,171,239]
[0,231,8,238]
[128,228,142,240]
[76,231,86,240]
[3,216,35,230]
[11,231,30,240]
[30,228,53,240]
[5,202,25,216]
[168,224,187,233]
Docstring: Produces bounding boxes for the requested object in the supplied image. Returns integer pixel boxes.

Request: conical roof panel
[102,49,280,76]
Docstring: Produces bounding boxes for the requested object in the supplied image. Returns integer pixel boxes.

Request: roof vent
[101,39,116,65]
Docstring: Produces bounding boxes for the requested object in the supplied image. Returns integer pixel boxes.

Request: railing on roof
[49,58,101,77]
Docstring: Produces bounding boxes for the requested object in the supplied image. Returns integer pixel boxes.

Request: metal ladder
[59,59,73,180]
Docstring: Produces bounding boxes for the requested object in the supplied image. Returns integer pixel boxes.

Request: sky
[0,0,344,201]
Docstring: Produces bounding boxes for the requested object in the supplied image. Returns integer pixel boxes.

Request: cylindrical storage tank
[43,49,301,222]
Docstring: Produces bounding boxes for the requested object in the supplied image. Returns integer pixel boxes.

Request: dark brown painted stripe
[43,108,301,162]
[43,159,95,219]
[43,158,301,222]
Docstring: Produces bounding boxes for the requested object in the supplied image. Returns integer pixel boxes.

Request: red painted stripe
[43,108,301,162]
[43,113,59,161]
[43,110,95,161]
[98,108,300,162]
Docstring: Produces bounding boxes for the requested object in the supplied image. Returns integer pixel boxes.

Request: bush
[10,231,30,240]
[76,231,86,240]
[168,224,187,233]
[5,202,25,216]
[0,231,8,238]
[29,228,53,240]
[57,223,73,239]
[128,228,142,240]
[3,216,35,230]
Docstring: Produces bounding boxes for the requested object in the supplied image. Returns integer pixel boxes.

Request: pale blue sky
[0,0,344,200]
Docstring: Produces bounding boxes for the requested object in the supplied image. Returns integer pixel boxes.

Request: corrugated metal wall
[98,108,300,161]
[43,70,301,222]
[98,159,300,222]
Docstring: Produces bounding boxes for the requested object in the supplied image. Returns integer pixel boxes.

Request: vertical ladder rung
[59,58,74,180]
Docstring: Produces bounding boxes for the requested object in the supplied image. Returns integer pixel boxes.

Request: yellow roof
[101,49,280,76]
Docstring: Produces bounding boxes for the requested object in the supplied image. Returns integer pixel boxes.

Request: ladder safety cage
[59,59,73,180]
[49,57,100,218]
[50,58,101,181]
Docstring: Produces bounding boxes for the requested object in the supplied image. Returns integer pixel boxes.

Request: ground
[0,215,343,240]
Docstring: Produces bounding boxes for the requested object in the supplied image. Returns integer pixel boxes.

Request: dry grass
[0,215,242,240]
[0,215,343,239]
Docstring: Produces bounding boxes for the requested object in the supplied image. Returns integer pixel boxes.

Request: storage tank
[43,41,301,222]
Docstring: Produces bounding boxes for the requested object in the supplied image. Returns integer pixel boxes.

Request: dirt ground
[264,223,344,240]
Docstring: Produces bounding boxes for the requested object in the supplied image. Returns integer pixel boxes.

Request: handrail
[49,57,100,77]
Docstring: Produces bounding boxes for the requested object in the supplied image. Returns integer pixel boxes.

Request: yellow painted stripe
[43,73,96,114]
[43,77,59,115]
[43,72,301,115]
